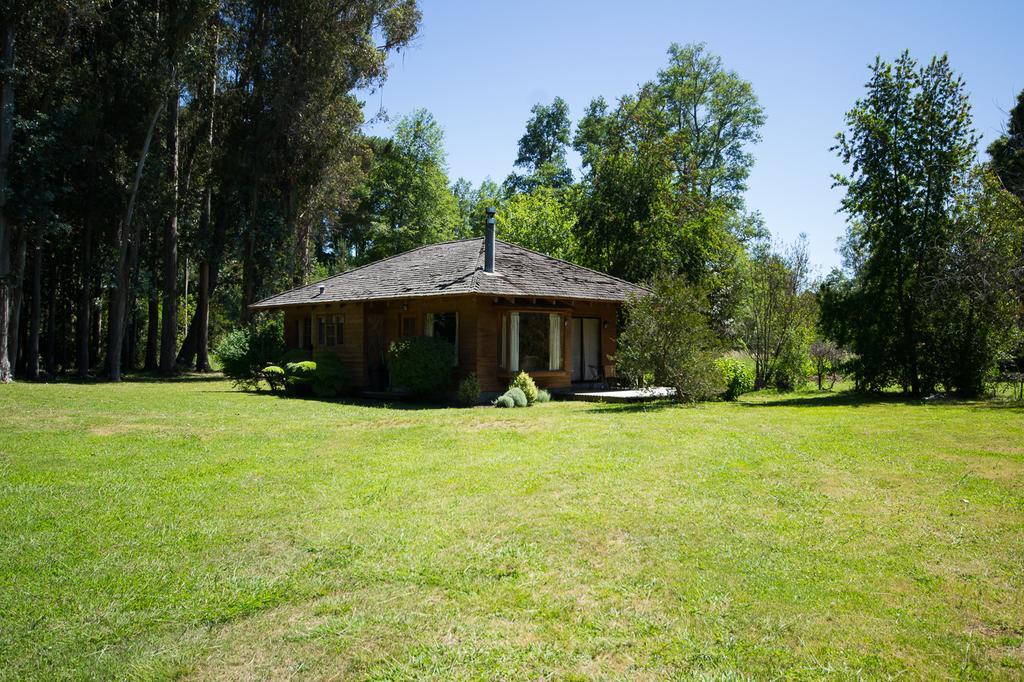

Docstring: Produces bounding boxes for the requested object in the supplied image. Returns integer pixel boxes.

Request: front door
[366,313,387,390]
[571,317,601,382]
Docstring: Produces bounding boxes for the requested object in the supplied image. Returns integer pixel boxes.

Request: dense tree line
[1,13,1020,399]
[0,0,420,382]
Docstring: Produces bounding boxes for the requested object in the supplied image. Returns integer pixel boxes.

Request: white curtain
[548,313,562,370]
[424,313,434,337]
[509,312,519,372]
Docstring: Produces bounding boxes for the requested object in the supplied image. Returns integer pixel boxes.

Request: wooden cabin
[250,227,647,394]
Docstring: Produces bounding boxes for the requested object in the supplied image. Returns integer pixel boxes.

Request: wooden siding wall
[278,296,622,393]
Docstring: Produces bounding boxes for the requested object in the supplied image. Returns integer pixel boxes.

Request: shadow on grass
[581,400,677,413]
[739,391,914,409]
[123,372,226,384]
[15,371,227,385]
[740,390,1024,410]
[235,389,458,411]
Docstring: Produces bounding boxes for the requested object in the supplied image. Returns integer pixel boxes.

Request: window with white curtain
[507,312,562,372]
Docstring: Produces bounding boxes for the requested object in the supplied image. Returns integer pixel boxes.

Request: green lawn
[2,378,1023,680]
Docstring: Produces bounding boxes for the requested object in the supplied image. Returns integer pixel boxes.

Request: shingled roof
[251,237,648,309]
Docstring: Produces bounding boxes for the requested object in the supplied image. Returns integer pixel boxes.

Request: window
[505,312,563,372]
[317,314,343,347]
[401,314,418,339]
[299,317,312,351]
[425,311,458,363]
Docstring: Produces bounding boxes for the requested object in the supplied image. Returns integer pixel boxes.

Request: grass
[1,377,1023,680]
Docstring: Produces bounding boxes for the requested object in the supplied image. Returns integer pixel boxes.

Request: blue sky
[364,0,1023,272]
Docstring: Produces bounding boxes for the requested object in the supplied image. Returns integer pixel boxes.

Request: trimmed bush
[311,352,348,398]
[506,387,528,407]
[716,358,754,401]
[536,388,551,403]
[261,365,286,393]
[386,336,456,398]
[285,360,317,394]
[277,348,312,366]
[215,316,286,390]
[493,394,515,408]
[457,373,481,406]
[508,371,539,405]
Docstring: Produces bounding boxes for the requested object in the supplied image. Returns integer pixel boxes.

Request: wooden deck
[555,387,676,403]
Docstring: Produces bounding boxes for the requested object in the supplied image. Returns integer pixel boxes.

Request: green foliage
[311,352,348,398]
[284,361,317,394]
[740,235,816,389]
[573,43,763,289]
[353,110,459,261]
[536,389,552,403]
[456,373,481,406]
[493,394,515,408]
[508,371,539,406]
[988,89,1024,205]
[716,358,754,401]
[615,276,725,403]
[505,97,573,193]
[277,348,312,366]
[496,187,578,260]
[505,387,528,407]
[386,336,456,398]
[215,317,286,391]
[452,177,504,239]
[261,365,287,393]
[831,52,981,395]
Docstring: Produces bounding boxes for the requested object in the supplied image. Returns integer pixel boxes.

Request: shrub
[311,352,348,398]
[716,358,754,401]
[262,365,286,393]
[493,394,515,408]
[215,315,286,390]
[615,276,725,403]
[277,348,311,366]
[508,371,538,405]
[536,388,551,403]
[285,360,317,394]
[506,387,528,407]
[386,336,456,398]
[457,373,481,406]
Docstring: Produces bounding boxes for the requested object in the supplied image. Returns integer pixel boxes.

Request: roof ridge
[251,236,485,307]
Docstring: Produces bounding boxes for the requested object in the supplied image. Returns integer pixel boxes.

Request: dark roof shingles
[251,238,646,308]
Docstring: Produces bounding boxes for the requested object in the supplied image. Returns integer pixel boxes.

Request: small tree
[615,276,724,403]
[809,339,846,390]
[741,234,815,389]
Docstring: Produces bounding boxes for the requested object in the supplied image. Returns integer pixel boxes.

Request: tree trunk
[159,73,180,373]
[0,24,14,383]
[195,260,210,370]
[27,239,41,379]
[145,287,159,372]
[8,229,26,375]
[77,223,92,379]
[44,250,56,375]
[108,98,164,381]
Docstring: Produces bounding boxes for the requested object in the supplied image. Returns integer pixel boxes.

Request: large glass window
[317,314,343,347]
[506,312,563,372]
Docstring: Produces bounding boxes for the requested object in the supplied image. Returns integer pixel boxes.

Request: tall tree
[989,89,1024,205]
[505,96,572,193]
[0,14,14,382]
[573,43,763,305]
[829,52,978,394]
[354,109,457,261]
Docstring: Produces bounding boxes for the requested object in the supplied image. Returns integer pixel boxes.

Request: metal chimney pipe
[484,207,496,273]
